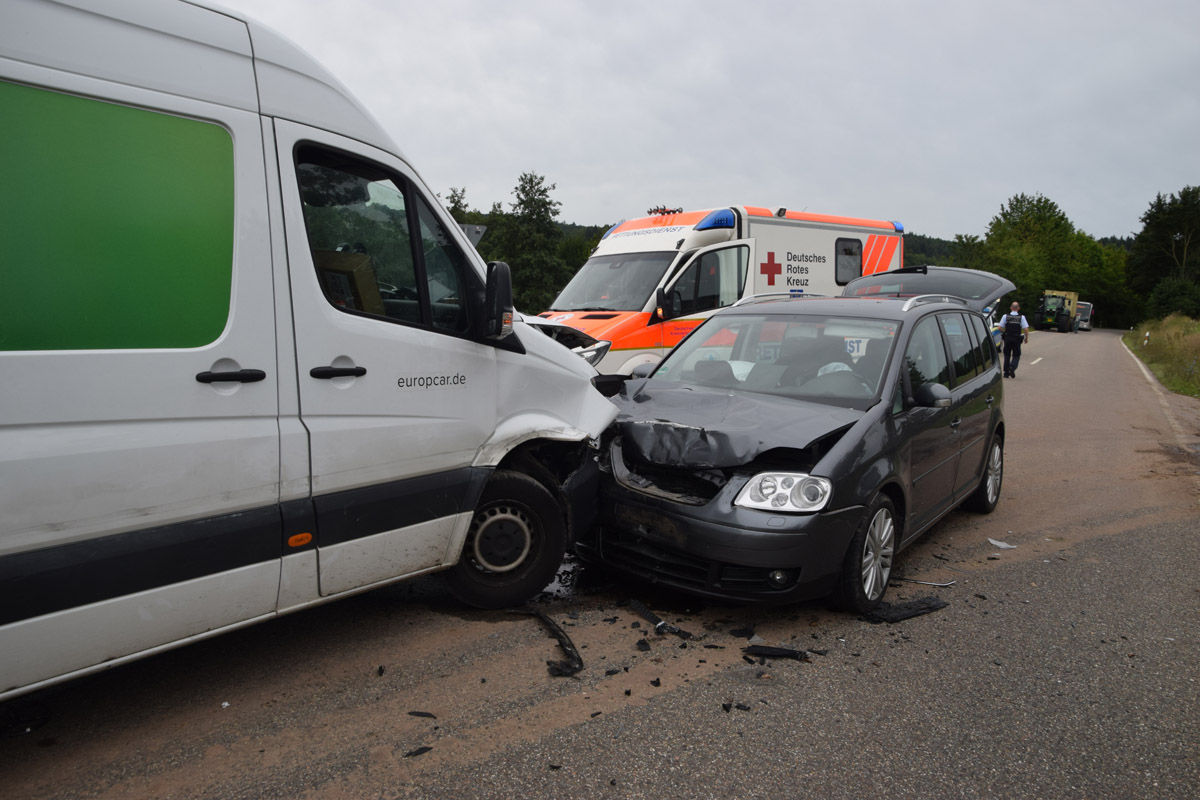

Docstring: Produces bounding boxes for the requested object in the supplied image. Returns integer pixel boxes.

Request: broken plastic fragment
[408,711,437,719]
[629,599,694,639]
[636,639,651,652]
[404,746,432,758]
[521,609,584,677]
[988,538,1017,549]
[743,645,809,661]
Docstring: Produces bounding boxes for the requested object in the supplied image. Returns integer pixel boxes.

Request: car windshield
[650,312,900,410]
[549,251,677,311]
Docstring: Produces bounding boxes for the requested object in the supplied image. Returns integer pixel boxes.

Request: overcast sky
[217,0,1199,240]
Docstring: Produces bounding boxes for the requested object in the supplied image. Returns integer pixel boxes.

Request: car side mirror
[482,261,514,339]
[631,363,657,379]
[914,382,952,408]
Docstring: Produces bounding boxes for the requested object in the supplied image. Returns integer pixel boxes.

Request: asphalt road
[3,328,1198,800]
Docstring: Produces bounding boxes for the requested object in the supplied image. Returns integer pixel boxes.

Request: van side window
[835,238,863,285]
[670,246,748,316]
[296,148,471,333]
[1,80,233,351]
[415,196,471,333]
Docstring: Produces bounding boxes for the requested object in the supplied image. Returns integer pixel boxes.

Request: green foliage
[1128,186,1200,296]
[1149,277,1200,318]
[480,172,572,312]
[1124,314,1200,397]
[902,232,956,266]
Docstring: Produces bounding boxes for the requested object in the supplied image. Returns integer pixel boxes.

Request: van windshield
[549,252,677,311]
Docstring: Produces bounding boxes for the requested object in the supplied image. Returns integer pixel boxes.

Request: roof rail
[901,294,968,312]
[732,292,826,307]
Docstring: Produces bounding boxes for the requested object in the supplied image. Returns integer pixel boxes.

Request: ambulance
[540,206,905,374]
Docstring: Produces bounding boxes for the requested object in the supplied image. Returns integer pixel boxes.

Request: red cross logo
[760,251,782,286]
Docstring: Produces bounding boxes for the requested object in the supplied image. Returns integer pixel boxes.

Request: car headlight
[734,472,832,513]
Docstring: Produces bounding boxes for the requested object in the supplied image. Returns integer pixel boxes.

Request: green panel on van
[0,81,234,350]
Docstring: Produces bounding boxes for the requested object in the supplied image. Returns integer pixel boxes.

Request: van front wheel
[444,470,565,609]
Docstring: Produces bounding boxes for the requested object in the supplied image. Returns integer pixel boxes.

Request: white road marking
[1030,357,1043,365]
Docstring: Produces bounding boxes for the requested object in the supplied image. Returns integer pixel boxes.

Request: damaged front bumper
[576,440,866,602]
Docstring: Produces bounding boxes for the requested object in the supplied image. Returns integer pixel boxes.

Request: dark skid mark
[863,596,949,624]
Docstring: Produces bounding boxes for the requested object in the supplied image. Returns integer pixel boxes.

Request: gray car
[579,286,1007,612]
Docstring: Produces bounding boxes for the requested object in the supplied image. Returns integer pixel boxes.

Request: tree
[485,172,570,312]
[983,193,1076,309]
[444,187,469,221]
[1127,186,1200,297]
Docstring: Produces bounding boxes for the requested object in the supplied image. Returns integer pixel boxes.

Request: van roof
[9,0,399,157]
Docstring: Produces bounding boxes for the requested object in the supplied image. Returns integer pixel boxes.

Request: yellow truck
[1034,289,1078,332]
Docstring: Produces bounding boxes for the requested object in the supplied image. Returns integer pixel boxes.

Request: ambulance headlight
[735,472,831,513]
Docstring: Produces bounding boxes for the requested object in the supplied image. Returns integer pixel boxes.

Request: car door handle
[950,417,962,429]
[196,369,266,383]
[310,366,367,379]
[986,394,995,405]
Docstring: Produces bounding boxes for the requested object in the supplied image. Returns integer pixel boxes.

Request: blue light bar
[600,221,621,240]
[695,209,736,231]
[891,221,905,233]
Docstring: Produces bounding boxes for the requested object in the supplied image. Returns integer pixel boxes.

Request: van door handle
[196,369,266,383]
[986,394,995,405]
[950,417,962,429]
[310,366,367,379]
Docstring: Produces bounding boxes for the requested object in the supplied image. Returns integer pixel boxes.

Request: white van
[540,206,905,374]
[0,0,616,701]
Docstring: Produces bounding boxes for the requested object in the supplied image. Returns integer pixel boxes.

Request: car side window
[904,316,951,392]
[967,313,994,371]
[670,246,748,316]
[939,312,979,386]
[295,147,472,333]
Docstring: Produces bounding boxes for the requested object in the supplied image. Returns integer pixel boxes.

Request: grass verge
[1123,314,1200,398]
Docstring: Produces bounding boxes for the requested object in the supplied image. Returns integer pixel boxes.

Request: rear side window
[967,313,994,370]
[835,238,863,285]
[296,148,471,334]
[940,312,979,385]
[0,80,234,350]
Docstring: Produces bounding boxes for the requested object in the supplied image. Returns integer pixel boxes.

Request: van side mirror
[591,373,630,398]
[656,287,671,320]
[483,261,514,339]
[913,382,952,408]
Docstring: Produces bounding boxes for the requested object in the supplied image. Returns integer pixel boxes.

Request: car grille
[600,525,778,594]
[610,439,725,505]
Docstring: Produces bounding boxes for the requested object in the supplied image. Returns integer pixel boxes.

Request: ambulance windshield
[549,252,676,311]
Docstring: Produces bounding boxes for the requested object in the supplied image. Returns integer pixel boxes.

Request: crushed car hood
[612,381,863,468]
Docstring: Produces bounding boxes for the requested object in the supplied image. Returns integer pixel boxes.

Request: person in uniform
[1000,301,1030,378]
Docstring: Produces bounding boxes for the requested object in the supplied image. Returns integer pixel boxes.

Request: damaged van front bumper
[576,442,866,602]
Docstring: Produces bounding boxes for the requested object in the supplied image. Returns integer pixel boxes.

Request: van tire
[444,470,565,609]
